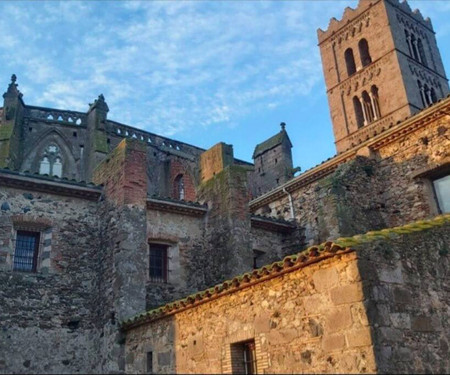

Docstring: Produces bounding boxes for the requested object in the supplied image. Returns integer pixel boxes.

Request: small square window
[13,231,40,272]
[433,174,450,213]
[231,340,257,375]
[149,244,168,283]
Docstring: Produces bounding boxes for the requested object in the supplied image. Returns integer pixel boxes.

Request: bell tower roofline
[317,0,433,45]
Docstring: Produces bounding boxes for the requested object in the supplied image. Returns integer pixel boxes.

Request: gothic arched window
[353,96,364,128]
[345,48,357,76]
[39,145,63,177]
[174,174,185,200]
[358,39,372,67]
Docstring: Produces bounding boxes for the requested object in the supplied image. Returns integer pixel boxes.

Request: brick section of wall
[169,159,196,201]
[200,143,234,183]
[93,138,147,207]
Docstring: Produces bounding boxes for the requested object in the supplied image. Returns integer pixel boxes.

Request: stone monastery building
[1,0,449,373]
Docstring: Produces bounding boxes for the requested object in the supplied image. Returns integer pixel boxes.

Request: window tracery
[39,144,63,177]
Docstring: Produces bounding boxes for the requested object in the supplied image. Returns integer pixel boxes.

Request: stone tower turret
[0,75,25,169]
[318,0,449,153]
[252,123,298,196]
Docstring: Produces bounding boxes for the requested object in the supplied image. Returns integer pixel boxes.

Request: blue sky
[0,0,449,171]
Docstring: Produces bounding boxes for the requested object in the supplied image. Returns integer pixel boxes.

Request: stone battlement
[317,0,433,44]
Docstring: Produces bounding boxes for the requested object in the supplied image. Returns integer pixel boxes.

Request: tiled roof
[121,213,450,331]
[253,130,292,158]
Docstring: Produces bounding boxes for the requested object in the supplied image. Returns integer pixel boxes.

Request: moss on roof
[122,213,450,330]
[253,130,292,158]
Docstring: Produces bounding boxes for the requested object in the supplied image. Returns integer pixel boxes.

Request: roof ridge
[121,213,450,330]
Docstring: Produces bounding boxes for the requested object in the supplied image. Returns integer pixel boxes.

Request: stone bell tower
[318,0,449,153]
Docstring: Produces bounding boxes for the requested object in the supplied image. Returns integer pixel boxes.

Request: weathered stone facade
[0,0,449,374]
[124,218,450,374]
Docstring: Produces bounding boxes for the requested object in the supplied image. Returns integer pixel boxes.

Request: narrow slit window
[146,352,153,374]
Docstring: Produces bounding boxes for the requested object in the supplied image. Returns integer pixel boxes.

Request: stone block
[378,327,403,343]
[254,314,271,333]
[303,295,325,315]
[411,316,441,332]
[390,313,411,329]
[330,283,364,305]
[268,328,298,345]
[158,352,172,367]
[346,327,372,348]
[377,265,403,284]
[312,267,339,293]
[321,333,345,352]
[393,287,412,304]
[326,306,353,333]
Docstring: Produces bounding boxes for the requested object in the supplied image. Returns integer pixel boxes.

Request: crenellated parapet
[318,0,433,45]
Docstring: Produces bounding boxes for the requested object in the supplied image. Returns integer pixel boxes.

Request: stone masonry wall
[125,251,376,374]
[253,111,450,244]
[375,112,450,226]
[124,217,449,374]
[358,222,450,374]
[146,209,206,309]
[0,185,102,374]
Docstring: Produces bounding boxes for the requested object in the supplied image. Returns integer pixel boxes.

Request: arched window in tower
[410,34,420,61]
[405,30,414,57]
[417,38,428,66]
[424,84,432,106]
[418,80,427,107]
[370,86,381,120]
[353,96,364,128]
[430,87,438,104]
[362,91,375,124]
[174,174,185,200]
[38,145,63,177]
[345,48,357,76]
[358,39,372,67]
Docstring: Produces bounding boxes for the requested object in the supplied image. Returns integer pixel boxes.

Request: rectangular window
[149,244,168,283]
[231,340,257,375]
[433,174,450,213]
[146,352,153,374]
[13,231,40,272]
[253,250,265,269]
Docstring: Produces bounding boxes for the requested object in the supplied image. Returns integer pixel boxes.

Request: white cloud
[0,0,447,147]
